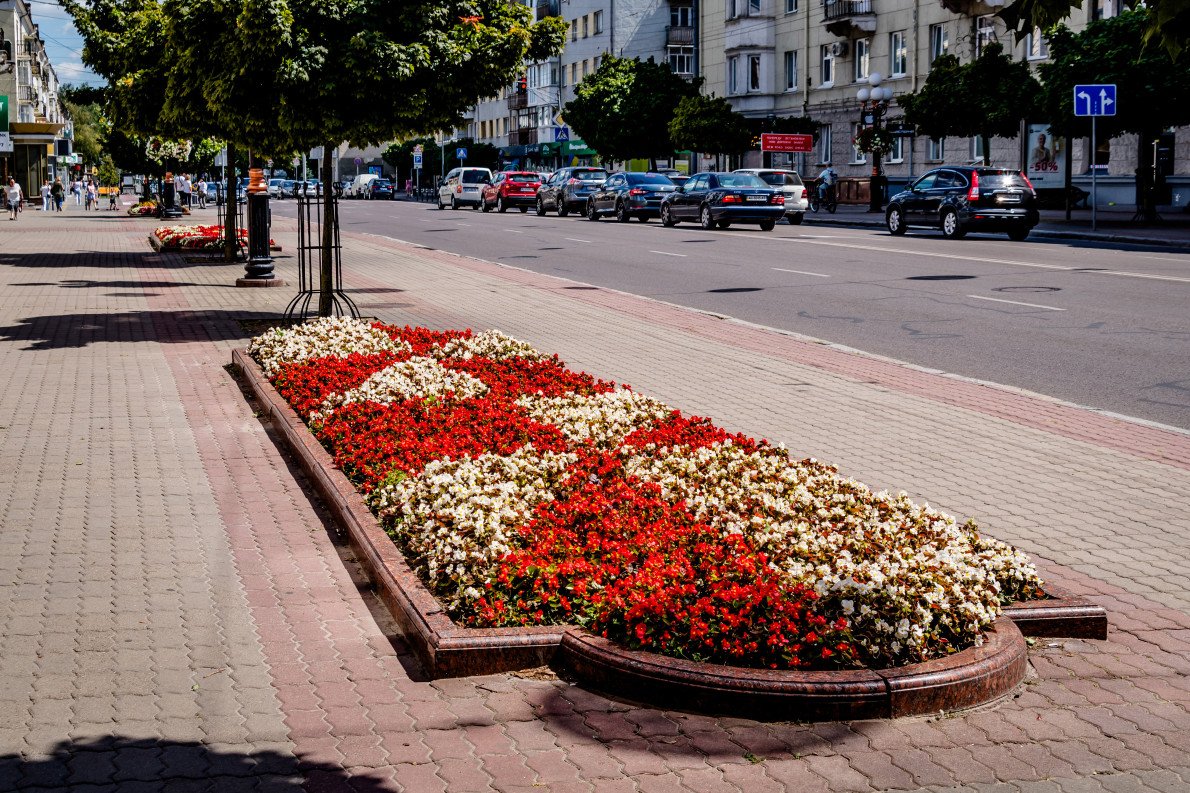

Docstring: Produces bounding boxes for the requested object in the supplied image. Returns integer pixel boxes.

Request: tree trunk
[318,141,335,317]
[224,144,238,262]
[981,133,991,167]
[1135,129,1158,223]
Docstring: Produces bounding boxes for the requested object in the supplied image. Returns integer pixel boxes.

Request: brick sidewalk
[0,208,1188,792]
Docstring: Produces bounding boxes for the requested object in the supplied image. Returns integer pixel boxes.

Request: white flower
[517,390,670,447]
[315,356,487,417]
[249,317,408,375]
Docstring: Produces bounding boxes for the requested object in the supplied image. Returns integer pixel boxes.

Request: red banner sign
[760,133,814,153]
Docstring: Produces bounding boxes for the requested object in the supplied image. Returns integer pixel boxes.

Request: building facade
[0,0,65,193]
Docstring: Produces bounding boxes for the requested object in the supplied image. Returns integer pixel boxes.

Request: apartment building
[0,0,66,191]
[698,0,1188,204]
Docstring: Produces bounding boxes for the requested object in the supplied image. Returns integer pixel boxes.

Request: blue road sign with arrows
[1073,84,1116,117]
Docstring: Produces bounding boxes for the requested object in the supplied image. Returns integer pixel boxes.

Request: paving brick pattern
[0,208,1187,792]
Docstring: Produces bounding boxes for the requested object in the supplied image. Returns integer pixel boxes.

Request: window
[975,16,996,56]
[887,136,904,163]
[671,5,693,26]
[853,39,870,82]
[1093,0,1117,19]
[748,54,762,91]
[970,137,987,164]
[889,31,907,76]
[818,125,832,164]
[851,123,866,164]
[927,137,945,162]
[570,62,577,84]
[820,45,835,85]
[593,55,601,70]
[570,19,577,41]
[785,0,798,11]
[929,24,948,65]
[582,14,589,37]
[750,0,762,12]
[783,50,797,91]
[668,46,694,75]
[1026,28,1048,59]
[727,55,740,94]
[593,10,603,33]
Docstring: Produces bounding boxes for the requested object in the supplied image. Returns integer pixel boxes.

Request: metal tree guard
[283,187,359,323]
[215,184,246,259]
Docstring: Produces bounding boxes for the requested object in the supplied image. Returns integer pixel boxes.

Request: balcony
[666,25,695,45]
[507,91,529,111]
[508,127,538,146]
[823,0,876,36]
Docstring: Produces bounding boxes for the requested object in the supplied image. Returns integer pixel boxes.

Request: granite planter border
[560,619,1028,721]
[233,348,564,678]
[232,345,1104,711]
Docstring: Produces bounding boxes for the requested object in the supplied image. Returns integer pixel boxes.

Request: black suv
[885,167,1039,240]
[536,166,609,217]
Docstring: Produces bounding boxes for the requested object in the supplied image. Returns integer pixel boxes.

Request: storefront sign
[1025,123,1064,187]
[0,133,12,153]
[760,133,813,153]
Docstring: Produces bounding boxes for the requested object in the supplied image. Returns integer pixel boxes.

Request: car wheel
[472,200,480,210]
[450,196,458,210]
[481,198,491,212]
[940,208,965,239]
[558,202,569,217]
[886,206,906,235]
[700,205,715,230]
[1007,226,1030,241]
[759,220,776,232]
[497,196,507,213]
[519,207,527,213]
[586,201,599,221]
[615,202,630,223]
[788,213,804,225]
[661,205,678,227]
[717,220,731,229]
[536,198,546,217]
[437,195,444,210]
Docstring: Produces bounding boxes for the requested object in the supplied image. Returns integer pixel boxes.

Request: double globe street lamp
[857,72,894,213]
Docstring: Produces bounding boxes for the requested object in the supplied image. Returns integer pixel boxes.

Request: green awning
[563,140,596,157]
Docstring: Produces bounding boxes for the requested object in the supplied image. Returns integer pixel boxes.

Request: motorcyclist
[817,164,837,200]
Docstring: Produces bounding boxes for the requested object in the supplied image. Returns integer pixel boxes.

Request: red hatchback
[481,172,541,213]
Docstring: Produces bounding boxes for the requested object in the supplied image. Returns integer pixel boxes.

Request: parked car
[668,174,690,189]
[295,179,321,197]
[480,171,541,213]
[437,166,493,209]
[535,166,609,216]
[205,182,221,205]
[650,168,683,180]
[884,166,1039,240]
[659,172,785,231]
[347,173,379,198]
[369,179,394,200]
[276,179,296,198]
[734,168,808,224]
[266,178,286,198]
[585,172,676,222]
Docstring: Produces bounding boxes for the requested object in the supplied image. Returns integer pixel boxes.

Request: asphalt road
[273,197,1190,430]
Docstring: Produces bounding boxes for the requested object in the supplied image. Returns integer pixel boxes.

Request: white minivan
[347,173,379,199]
[437,167,493,210]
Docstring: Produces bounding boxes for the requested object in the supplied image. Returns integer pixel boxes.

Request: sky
[25,0,104,88]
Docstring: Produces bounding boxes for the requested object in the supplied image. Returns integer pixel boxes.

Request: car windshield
[573,169,608,181]
[979,171,1030,189]
[717,173,768,188]
[507,173,539,182]
[461,170,489,182]
[627,173,674,187]
[756,172,803,187]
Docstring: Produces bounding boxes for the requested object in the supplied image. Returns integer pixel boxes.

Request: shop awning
[500,144,527,157]
[563,140,596,157]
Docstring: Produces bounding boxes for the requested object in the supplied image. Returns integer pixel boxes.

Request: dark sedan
[369,179,394,200]
[536,166,609,217]
[885,166,1039,240]
[659,172,785,231]
[585,172,676,222]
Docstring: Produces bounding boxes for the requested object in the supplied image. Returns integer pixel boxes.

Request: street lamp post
[857,72,893,213]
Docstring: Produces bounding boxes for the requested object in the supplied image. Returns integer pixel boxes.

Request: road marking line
[1087,268,1190,284]
[773,267,830,277]
[564,237,592,243]
[504,229,524,234]
[649,250,687,257]
[966,294,1066,311]
[456,223,472,227]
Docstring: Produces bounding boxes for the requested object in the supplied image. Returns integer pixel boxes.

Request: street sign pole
[1073,84,1115,233]
[1091,115,1097,232]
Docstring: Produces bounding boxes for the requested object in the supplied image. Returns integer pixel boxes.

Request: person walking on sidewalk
[72,178,83,206]
[196,177,207,208]
[51,178,64,212]
[40,180,51,211]
[7,177,24,220]
[85,180,97,210]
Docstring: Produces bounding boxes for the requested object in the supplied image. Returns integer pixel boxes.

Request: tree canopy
[668,95,753,157]
[1037,10,1190,139]
[999,0,1190,59]
[900,42,1040,164]
[564,55,702,165]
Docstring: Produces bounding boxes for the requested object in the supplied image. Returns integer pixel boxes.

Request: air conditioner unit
[829,41,850,57]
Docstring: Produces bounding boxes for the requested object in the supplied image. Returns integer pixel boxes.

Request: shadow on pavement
[0,309,279,350]
[0,249,239,270]
[0,736,396,791]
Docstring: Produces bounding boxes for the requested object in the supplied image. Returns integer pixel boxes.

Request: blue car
[660,172,785,231]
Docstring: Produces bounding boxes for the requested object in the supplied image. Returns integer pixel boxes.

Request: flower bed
[249,318,1045,672]
[130,201,190,217]
[153,224,256,251]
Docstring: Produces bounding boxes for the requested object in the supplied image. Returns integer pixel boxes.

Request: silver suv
[733,168,809,224]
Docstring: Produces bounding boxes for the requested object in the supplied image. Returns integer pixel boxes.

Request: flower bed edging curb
[560,619,1027,720]
[232,348,564,677]
[1002,585,1107,640]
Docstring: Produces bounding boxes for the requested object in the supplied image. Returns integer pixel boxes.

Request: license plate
[997,192,1022,203]
[746,195,766,202]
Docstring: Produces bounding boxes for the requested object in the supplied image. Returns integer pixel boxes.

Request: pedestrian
[196,177,207,208]
[7,177,23,219]
[174,172,185,208]
[72,178,82,206]
[108,184,118,210]
[40,179,51,211]
[85,180,97,210]
[51,177,64,212]
[183,173,193,208]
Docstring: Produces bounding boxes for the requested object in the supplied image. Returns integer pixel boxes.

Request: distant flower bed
[152,224,264,251]
[250,318,1044,670]
[130,201,191,217]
